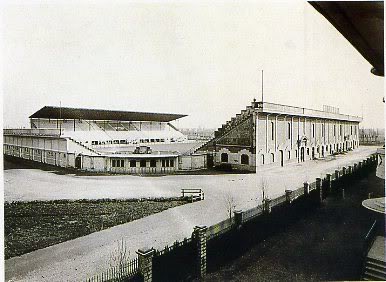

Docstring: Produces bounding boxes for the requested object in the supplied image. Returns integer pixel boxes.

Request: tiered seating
[61,121,187,147]
[195,102,256,152]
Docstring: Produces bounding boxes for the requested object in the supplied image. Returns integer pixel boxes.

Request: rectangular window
[340,125,342,136]
[130,160,136,167]
[112,160,116,167]
[150,159,156,167]
[170,159,174,167]
[271,122,274,140]
[120,160,124,167]
[162,159,166,167]
[166,159,170,167]
[351,126,353,135]
[334,125,336,136]
[140,160,146,167]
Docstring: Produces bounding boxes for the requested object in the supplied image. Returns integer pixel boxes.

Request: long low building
[197,100,362,171]
[4,106,207,174]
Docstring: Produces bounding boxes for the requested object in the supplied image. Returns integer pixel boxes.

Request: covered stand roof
[30,106,187,122]
[309,1,384,76]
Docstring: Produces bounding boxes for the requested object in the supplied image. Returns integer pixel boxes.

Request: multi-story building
[197,100,362,171]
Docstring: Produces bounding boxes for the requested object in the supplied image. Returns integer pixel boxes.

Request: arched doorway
[279,150,284,167]
[75,155,82,169]
[241,154,249,165]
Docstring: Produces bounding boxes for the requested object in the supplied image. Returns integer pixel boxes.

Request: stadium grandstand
[4,106,207,174]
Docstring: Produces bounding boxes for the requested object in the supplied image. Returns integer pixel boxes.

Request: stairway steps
[363,270,386,281]
[366,261,386,273]
[365,266,386,277]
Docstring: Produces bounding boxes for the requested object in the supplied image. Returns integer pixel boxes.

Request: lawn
[5,198,188,259]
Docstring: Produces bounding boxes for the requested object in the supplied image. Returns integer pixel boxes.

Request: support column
[194,225,207,278]
[137,248,155,282]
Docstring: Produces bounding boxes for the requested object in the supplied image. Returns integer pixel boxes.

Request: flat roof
[256,102,362,122]
[30,106,187,122]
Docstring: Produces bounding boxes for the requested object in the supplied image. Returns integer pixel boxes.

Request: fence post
[234,210,243,228]
[316,178,322,202]
[335,170,340,180]
[326,174,332,192]
[264,199,272,213]
[285,190,293,203]
[136,248,155,282]
[194,225,207,278]
[303,182,310,195]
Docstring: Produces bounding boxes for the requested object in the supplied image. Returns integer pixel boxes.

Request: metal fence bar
[86,258,139,282]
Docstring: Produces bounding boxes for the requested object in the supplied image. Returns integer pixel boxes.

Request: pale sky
[2,0,384,129]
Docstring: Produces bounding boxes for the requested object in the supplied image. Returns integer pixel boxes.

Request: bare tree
[223,192,236,219]
[109,238,129,273]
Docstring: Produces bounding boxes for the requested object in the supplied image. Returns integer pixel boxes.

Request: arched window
[288,151,291,160]
[221,153,228,163]
[261,154,265,165]
[271,153,275,163]
[241,154,249,165]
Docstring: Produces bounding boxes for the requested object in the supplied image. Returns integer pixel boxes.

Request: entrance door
[280,150,284,167]
[75,156,82,169]
[207,154,214,168]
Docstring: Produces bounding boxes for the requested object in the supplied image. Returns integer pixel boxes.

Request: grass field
[5,198,188,259]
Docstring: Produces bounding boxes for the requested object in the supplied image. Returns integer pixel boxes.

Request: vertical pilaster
[316,178,322,202]
[234,210,243,228]
[326,174,332,192]
[137,248,155,282]
[285,189,293,203]
[264,199,272,213]
[194,225,207,278]
[304,182,310,195]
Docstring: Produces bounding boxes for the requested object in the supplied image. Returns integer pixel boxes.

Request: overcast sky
[2,0,384,129]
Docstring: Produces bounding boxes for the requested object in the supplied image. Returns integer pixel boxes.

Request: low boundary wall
[85,154,377,282]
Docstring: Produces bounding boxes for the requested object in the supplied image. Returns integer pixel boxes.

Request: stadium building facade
[4,106,207,174]
[197,101,362,171]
